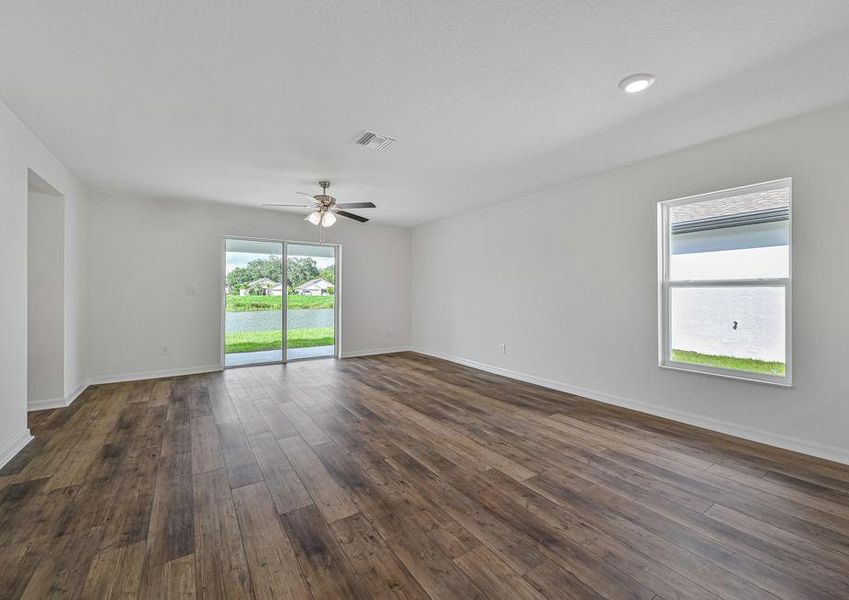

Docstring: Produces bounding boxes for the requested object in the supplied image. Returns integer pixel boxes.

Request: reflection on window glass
[669,187,789,282]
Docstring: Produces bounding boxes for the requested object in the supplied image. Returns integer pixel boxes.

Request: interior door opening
[27,169,65,409]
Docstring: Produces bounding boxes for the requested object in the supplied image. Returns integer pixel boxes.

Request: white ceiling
[2,1,849,226]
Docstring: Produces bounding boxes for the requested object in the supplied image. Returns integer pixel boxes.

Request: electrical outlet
[386,330,392,340]
[499,343,507,354]
[161,346,169,356]
[186,286,197,296]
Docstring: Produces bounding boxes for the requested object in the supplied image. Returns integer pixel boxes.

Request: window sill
[659,361,792,388]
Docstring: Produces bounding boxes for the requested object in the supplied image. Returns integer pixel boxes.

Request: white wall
[28,190,65,405]
[86,192,411,381]
[4,88,847,468]
[0,99,88,465]
[411,103,849,464]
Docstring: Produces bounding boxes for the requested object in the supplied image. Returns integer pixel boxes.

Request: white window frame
[220,236,342,369]
[657,178,792,386]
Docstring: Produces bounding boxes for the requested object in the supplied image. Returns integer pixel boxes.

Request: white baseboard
[0,429,34,469]
[88,364,223,385]
[27,396,68,411]
[341,346,411,358]
[411,347,849,466]
[27,381,89,412]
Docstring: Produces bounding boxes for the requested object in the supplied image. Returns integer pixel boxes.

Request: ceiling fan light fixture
[287,181,375,235]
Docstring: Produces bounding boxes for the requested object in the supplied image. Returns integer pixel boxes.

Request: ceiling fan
[262,180,376,229]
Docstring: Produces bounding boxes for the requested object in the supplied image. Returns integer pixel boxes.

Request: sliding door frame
[221,235,341,369]
[284,240,341,362]
[282,240,289,365]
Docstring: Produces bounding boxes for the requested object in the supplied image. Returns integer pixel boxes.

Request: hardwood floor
[2,352,849,599]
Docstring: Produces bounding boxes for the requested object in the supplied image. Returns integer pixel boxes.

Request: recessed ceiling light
[619,73,655,94]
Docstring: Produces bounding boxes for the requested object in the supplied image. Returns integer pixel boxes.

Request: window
[658,179,791,385]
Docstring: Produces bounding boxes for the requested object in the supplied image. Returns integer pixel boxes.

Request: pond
[226,308,334,332]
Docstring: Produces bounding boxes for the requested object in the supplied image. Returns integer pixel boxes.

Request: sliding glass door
[224,238,338,367]
[224,238,284,366]
[286,243,337,360]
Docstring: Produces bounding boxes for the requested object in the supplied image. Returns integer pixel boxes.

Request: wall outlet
[386,330,392,340]
[499,343,507,354]
[186,286,197,296]
[161,346,169,356]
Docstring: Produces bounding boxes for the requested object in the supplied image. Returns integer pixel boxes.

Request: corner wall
[85,191,411,382]
[0,99,88,465]
[411,103,849,464]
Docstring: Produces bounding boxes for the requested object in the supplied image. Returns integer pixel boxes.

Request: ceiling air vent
[353,130,397,151]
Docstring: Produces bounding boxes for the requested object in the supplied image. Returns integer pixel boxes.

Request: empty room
[2,2,849,599]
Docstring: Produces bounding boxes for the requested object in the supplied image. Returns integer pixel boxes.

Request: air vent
[353,130,397,151]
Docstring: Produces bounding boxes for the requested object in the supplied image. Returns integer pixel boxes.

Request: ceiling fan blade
[262,203,311,207]
[336,210,369,223]
[297,192,318,199]
[335,201,376,209]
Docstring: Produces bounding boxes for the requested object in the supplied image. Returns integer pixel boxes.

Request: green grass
[671,349,785,376]
[225,328,334,353]
[226,295,333,311]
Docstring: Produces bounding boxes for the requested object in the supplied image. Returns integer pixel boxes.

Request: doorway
[223,237,339,367]
[27,170,65,408]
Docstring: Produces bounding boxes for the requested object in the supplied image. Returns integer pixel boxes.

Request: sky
[226,252,334,274]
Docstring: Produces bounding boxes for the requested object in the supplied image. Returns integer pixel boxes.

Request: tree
[319,265,336,284]
[226,256,283,293]
[226,256,324,295]
[287,257,320,289]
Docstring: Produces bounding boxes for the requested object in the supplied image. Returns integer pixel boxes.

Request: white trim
[27,381,89,411]
[341,346,411,358]
[411,347,849,466]
[67,381,88,404]
[660,177,792,208]
[0,429,34,469]
[668,278,789,288]
[283,242,289,360]
[220,236,226,370]
[27,397,68,411]
[660,359,790,387]
[88,364,222,385]
[335,245,342,359]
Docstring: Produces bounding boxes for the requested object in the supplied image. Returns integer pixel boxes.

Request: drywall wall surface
[412,103,849,462]
[86,192,411,380]
[28,190,65,405]
[0,98,87,464]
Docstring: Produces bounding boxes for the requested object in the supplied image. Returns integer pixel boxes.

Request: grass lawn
[671,349,785,376]
[225,328,334,353]
[226,295,333,311]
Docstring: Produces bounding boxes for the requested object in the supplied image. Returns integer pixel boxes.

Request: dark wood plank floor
[2,352,849,599]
